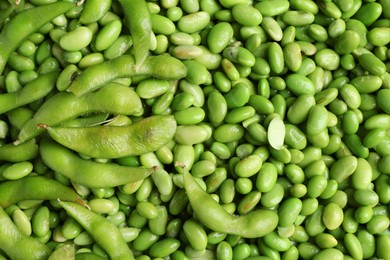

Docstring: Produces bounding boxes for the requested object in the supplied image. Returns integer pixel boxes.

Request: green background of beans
[0,0,390,259]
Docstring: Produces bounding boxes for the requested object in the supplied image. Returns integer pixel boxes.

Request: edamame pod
[181,164,278,238]
[0,207,51,260]
[43,115,176,158]
[0,1,75,74]
[40,139,154,188]
[0,139,38,162]
[58,201,134,260]
[17,82,143,143]
[0,176,84,208]
[119,0,151,67]
[0,72,57,114]
[67,55,187,96]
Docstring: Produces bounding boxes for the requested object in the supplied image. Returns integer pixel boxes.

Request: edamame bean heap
[0,0,390,259]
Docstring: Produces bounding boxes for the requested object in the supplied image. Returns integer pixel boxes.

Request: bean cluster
[0,0,390,259]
